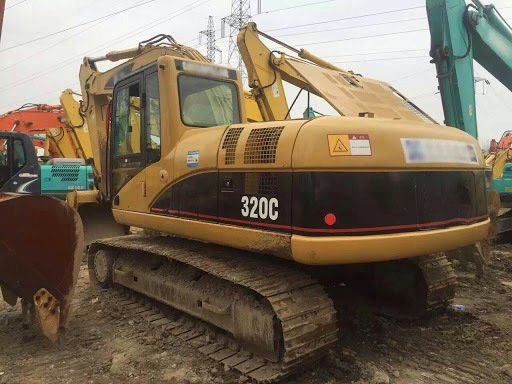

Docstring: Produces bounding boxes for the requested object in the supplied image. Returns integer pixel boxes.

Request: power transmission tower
[221,0,253,82]
[199,16,222,63]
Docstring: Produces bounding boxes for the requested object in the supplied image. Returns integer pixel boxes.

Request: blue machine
[0,131,94,199]
[40,158,94,199]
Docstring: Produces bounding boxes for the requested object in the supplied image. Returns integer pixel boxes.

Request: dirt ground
[1,244,512,384]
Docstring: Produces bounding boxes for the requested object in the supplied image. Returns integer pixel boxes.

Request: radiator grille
[244,173,278,195]
[244,126,284,164]
[222,127,244,165]
[51,165,80,182]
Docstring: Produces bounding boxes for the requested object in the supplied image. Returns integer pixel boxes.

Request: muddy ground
[1,244,512,384]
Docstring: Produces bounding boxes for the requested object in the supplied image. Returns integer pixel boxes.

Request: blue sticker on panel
[187,150,199,168]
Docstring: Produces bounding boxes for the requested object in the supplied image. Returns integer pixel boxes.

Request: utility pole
[199,16,222,63]
[221,0,252,82]
[0,0,6,43]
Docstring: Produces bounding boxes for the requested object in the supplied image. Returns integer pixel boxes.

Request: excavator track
[372,253,457,317]
[316,253,457,319]
[88,234,338,382]
[412,253,457,313]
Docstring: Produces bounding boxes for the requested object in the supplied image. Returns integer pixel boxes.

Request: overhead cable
[265,5,424,32]
[0,0,207,92]
[0,0,155,53]
[256,0,336,15]
[5,0,28,10]
[274,17,426,38]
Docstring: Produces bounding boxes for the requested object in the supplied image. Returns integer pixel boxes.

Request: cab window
[0,139,7,166]
[13,139,26,173]
[114,83,141,158]
[145,72,161,163]
[0,139,8,188]
[178,75,240,127]
[112,80,142,196]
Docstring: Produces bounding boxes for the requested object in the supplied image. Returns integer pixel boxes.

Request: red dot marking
[324,213,336,226]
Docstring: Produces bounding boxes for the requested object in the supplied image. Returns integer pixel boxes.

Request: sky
[1,0,511,149]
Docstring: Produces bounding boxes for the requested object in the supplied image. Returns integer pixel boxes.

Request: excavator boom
[427,0,512,139]
[239,22,436,124]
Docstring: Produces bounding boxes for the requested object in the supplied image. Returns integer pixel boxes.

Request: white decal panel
[401,138,478,165]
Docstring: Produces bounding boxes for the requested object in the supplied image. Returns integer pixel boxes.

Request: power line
[332,55,429,64]
[256,0,335,15]
[274,17,426,38]
[410,91,439,100]
[390,67,433,83]
[488,84,512,113]
[266,5,424,32]
[0,81,80,112]
[185,6,426,47]
[1,0,144,71]
[0,19,108,71]
[95,0,209,51]
[0,0,207,93]
[5,0,28,10]
[0,0,156,53]
[323,48,424,58]
[286,28,429,47]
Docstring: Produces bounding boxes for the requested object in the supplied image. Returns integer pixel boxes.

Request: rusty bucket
[0,193,83,341]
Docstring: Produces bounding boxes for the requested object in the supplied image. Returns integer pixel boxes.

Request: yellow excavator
[59,26,490,380]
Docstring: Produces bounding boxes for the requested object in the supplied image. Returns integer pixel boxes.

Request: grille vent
[244,126,284,164]
[401,99,434,124]
[51,165,80,182]
[245,173,278,196]
[222,127,244,165]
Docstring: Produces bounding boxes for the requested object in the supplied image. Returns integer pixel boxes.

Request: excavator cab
[0,131,41,194]
[105,57,243,207]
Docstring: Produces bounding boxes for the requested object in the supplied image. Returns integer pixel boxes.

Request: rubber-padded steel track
[413,253,457,313]
[88,235,338,382]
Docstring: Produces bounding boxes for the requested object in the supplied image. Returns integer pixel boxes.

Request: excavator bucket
[0,193,83,342]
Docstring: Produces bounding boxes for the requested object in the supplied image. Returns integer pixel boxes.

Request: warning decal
[334,139,349,153]
[327,134,371,156]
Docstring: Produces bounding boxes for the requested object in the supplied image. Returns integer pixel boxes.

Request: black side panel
[415,171,476,223]
[292,171,488,236]
[293,172,418,232]
[151,172,217,221]
[474,171,488,217]
[151,171,488,237]
[218,172,292,233]
[178,172,218,219]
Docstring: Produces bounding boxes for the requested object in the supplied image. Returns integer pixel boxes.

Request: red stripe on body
[152,208,488,234]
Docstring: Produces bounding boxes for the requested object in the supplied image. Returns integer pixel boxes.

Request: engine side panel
[150,170,487,236]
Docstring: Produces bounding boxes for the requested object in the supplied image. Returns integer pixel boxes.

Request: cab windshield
[178,75,240,127]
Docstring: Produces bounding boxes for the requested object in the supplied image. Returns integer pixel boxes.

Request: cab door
[110,73,145,210]
[110,66,163,212]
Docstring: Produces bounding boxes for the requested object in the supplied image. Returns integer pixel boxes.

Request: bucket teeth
[34,288,61,343]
